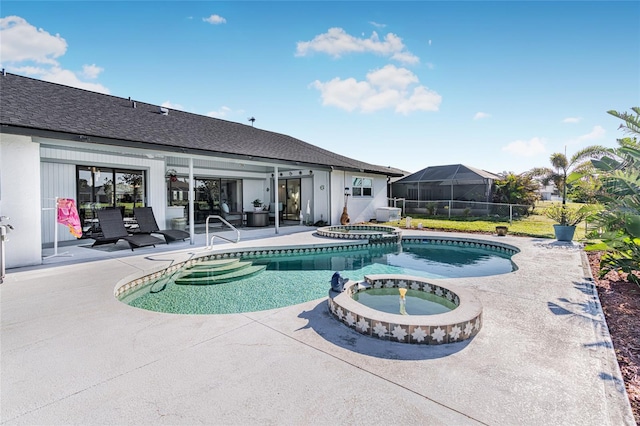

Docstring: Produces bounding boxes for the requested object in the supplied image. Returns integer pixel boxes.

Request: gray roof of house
[394,164,500,184]
[0,73,405,177]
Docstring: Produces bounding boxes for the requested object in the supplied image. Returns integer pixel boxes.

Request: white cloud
[1,16,109,93]
[473,112,491,120]
[577,125,605,142]
[206,106,236,118]
[296,27,419,65]
[161,101,184,111]
[203,14,226,25]
[0,16,67,64]
[502,137,547,157]
[566,125,606,145]
[81,64,103,79]
[12,65,110,93]
[311,77,373,112]
[310,64,441,114]
[562,116,582,123]
[367,65,418,90]
[369,21,386,28]
[396,86,441,114]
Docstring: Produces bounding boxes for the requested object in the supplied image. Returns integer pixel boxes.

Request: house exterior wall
[39,142,166,244]
[312,170,330,224]
[2,132,391,269]
[1,134,42,268]
[330,171,388,224]
[41,161,77,244]
[244,178,268,210]
[301,176,313,223]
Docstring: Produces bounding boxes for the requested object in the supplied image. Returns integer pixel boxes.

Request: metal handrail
[205,215,240,249]
[149,252,196,293]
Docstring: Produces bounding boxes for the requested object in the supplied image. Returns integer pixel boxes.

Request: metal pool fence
[388,198,534,224]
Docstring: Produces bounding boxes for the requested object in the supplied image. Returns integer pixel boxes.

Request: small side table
[245,211,269,227]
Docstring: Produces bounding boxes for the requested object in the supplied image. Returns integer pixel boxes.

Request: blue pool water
[127,242,515,314]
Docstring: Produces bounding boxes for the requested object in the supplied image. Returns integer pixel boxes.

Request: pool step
[179,260,253,278]
[189,258,241,269]
[175,264,267,285]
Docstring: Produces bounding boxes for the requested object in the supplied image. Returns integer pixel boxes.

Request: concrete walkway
[1,228,635,425]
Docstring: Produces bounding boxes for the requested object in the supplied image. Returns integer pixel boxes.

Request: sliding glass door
[277,178,301,220]
[191,177,243,224]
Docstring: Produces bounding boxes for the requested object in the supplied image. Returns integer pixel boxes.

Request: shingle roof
[0,73,404,177]
[394,164,500,184]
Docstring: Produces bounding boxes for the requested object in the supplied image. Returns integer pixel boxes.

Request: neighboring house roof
[394,164,500,184]
[0,73,403,177]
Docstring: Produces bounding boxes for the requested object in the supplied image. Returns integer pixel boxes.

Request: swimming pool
[118,237,518,315]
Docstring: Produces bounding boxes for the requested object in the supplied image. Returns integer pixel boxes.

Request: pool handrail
[205,215,240,249]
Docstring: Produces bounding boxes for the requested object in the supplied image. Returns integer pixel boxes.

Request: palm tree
[527,147,608,206]
[587,108,640,284]
[608,106,640,135]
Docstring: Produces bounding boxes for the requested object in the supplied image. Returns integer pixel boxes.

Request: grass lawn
[384,202,591,240]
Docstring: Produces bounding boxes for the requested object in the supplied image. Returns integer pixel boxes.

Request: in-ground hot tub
[328,274,482,344]
[316,224,402,243]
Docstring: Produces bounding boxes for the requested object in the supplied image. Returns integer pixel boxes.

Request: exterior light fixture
[166,169,178,182]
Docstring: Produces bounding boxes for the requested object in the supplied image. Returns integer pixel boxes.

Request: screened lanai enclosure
[390,164,501,216]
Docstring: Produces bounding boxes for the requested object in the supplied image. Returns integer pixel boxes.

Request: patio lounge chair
[133,207,190,243]
[92,208,163,250]
[220,202,243,227]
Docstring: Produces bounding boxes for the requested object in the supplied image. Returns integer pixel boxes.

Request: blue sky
[2,1,638,174]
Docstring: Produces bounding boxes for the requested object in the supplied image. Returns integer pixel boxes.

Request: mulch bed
[588,251,640,422]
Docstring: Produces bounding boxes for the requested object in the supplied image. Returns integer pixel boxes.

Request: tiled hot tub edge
[328,274,483,345]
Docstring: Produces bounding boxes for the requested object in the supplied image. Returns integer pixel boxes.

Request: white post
[274,166,279,234]
[43,197,71,259]
[188,158,195,245]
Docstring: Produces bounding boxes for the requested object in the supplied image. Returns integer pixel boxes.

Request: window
[352,177,373,197]
[77,166,146,219]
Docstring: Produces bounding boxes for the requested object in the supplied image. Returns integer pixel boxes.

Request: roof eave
[2,124,403,175]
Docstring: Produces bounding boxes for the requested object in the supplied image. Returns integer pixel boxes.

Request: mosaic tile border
[328,274,483,345]
[402,236,520,256]
[316,224,402,243]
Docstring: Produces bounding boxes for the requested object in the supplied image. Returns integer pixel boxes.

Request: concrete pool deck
[1,228,636,425]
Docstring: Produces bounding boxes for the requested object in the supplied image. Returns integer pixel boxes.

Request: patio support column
[274,166,279,234]
[188,157,195,244]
